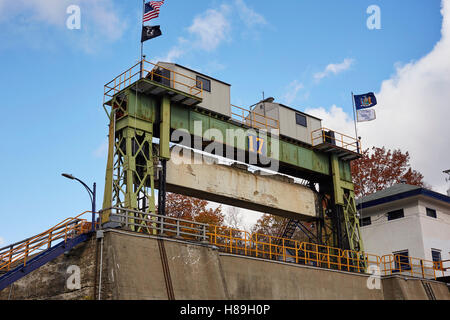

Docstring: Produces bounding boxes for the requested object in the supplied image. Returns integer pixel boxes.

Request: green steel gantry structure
[101,59,364,254]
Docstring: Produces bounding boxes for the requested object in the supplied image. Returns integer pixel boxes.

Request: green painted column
[101,112,115,224]
[160,95,171,160]
[331,154,344,206]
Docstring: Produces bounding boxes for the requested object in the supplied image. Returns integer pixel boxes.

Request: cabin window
[196,76,211,92]
[295,113,307,127]
[426,208,437,218]
[393,250,411,272]
[387,209,404,221]
[432,249,442,270]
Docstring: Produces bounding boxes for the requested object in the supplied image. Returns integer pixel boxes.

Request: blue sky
[0,0,449,245]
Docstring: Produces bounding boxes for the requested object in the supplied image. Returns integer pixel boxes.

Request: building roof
[357,183,450,209]
[251,100,322,121]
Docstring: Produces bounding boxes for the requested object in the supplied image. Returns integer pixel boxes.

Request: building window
[359,216,371,227]
[431,249,442,270]
[295,113,307,127]
[426,208,437,218]
[387,209,404,221]
[196,76,211,92]
[393,250,411,272]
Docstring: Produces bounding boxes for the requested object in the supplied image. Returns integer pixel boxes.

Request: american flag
[143,0,165,23]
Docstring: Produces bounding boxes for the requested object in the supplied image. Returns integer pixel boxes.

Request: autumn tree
[351,146,425,198]
[251,214,285,237]
[251,213,315,243]
[225,207,247,231]
[163,193,225,227]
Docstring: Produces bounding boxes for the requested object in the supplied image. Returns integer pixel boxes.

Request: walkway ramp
[0,212,94,291]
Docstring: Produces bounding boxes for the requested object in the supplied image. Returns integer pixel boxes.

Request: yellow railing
[207,224,445,280]
[2,213,445,281]
[231,104,280,131]
[311,127,360,153]
[442,259,450,272]
[0,211,96,273]
[380,254,444,279]
[103,59,203,101]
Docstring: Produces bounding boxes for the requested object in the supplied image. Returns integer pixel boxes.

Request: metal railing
[104,207,209,242]
[441,259,450,272]
[103,59,203,101]
[206,224,445,279]
[231,104,280,131]
[2,210,446,281]
[311,127,360,153]
[380,254,446,279]
[0,211,96,273]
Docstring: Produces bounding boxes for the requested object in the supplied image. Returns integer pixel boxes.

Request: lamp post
[62,173,96,232]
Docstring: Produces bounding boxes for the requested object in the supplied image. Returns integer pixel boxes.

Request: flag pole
[140,0,145,79]
[351,92,360,153]
[352,92,364,226]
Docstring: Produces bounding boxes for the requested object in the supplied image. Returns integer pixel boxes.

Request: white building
[357,183,450,279]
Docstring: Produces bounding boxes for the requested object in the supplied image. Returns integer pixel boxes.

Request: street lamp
[62,173,97,232]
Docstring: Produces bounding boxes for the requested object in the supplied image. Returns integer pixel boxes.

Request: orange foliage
[162,193,224,227]
[351,146,425,198]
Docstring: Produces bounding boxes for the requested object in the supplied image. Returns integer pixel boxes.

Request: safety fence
[1,210,446,281]
[105,207,209,242]
[380,254,447,279]
[231,104,280,131]
[0,211,96,273]
[311,127,360,153]
[104,60,281,133]
[104,59,203,101]
[206,225,446,280]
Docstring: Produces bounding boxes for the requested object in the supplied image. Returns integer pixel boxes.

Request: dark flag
[141,25,162,43]
[354,92,377,110]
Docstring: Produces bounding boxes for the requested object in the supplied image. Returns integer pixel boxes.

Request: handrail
[205,224,444,280]
[2,209,446,281]
[441,259,450,271]
[311,127,361,153]
[0,211,97,272]
[231,104,280,131]
[104,59,203,102]
[379,254,445,279]
[103,207,208,241]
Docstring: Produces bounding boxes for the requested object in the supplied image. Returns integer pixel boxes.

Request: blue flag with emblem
[354,92,377,110]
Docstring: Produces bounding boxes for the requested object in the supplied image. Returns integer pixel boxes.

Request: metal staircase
[280,219,317,243]
[0,211,95,291]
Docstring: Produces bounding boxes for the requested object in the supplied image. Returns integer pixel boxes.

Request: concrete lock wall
[1,230,449,300]
[0,236,99,300]
[162,150,317,221]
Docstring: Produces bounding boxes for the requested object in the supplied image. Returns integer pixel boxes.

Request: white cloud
[282,80,304,105]
[188,4,232,51]
[93,139,108,159]
[160,1,267,63]
[0,0,127,52]
[159,46,185,63]
[314,58,354,82]
[305,0,450,193]
[0,0,67,25]
[305,105,355,137]
[235,0,267,27]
